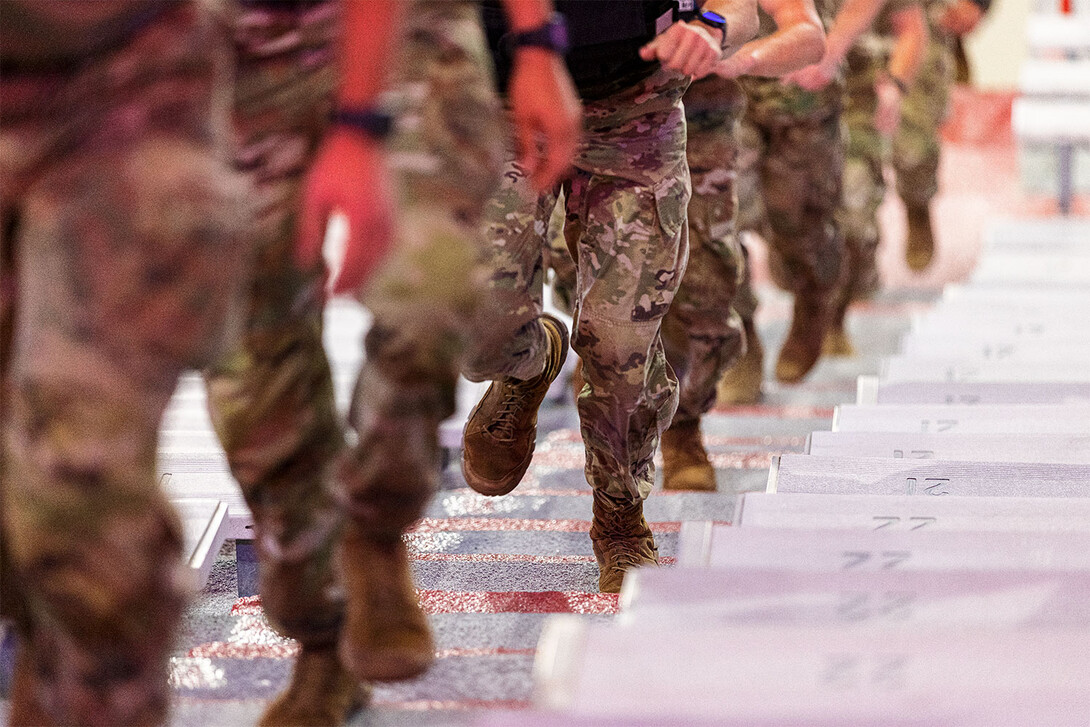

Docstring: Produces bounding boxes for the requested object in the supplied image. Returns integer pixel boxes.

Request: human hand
[782,58,837,91]
[298,128,395,295]
[507,47,582,191]
[640,21,723,79]
[874,75,904,137]
[939,0,984,36]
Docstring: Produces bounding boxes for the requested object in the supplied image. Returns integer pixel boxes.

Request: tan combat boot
[717,317,763,405]
[822,290,854,357]
[8,640,53,727]
[590,491,659,593]
[462,314,569,496]
[775,293,830,384]
[259,644,370,727]
[905,204,935,272]
[661,419,716,491]
[338,530,434,682]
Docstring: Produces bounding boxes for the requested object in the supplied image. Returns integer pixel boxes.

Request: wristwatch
[693,9,729,51]
[505,12,570,55]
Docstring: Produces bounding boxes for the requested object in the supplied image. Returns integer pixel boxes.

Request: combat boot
[462,314,569,496]
[775,292,830,384]
[822,290,854,357]
[905,204,935,272]
[338,529,434,682]
[661,419,716,491]
[717,317,763,405]
[590,491,659,593]
[8,640,53,727]
[258,644,370,727]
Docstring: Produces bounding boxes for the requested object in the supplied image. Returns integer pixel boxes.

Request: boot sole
[460,431,535,497]
[339,640,434,683]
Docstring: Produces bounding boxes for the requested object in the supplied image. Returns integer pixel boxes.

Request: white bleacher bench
[730,491,1090,532]
[856,374,1090,406]
[533,614,1090,724]
[1012,97,1090,214]
[675,522,1090,569]
[832,403,1090,433]
[1026,14,1090,56]
[982,217,1090,254]
[766,453,1090,498]
[173,498,229,590]
[620,566,1090,627]
[806,430,1090,464]
[880,358,1090,383]
[1019,59,1090,97]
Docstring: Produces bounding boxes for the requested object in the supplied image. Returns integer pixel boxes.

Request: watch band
[330,107,394,140]
[688,8,729,51]
[505,12,570,55]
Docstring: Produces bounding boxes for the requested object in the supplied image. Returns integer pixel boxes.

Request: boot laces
[599,537,650,571]
[486,380,533,442]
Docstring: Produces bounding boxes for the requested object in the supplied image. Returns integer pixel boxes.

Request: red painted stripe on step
[185,641,536,662]
[416,590,620,614]
[410,552,677,566]
[232,589,622,616]
[407,517,684,534]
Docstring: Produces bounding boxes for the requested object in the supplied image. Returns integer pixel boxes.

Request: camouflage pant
[0,5,247,725]
[737,85,846,300]
[203,0,344,648]
[548,81,745,427]
[464,69,691,503]
[893,28,953,208]
[660,77,746,425]
[837,46,886,302]
[203,0,504,659]
[340,0,505,538]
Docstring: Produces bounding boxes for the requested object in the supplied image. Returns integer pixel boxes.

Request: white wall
[965,0,1032,90]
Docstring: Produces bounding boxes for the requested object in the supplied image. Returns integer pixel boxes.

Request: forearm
[500,0,553,31]
[732,16,825,76]
[824,0,886,68]
[705,0,760,50]
[887,5,927,85]
[338,0,402,106]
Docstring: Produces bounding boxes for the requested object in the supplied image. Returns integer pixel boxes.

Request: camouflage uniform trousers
[0,5,248,725]
[735,79,846,304]
[893,7,954,208]
[205,0,505,659]
[837,45,887,303]
[201,0,344,650]
[340,0,506,538]
[464,68,691,504]
[660,77,746,426]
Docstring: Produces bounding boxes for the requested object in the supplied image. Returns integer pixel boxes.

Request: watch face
[701,9,727,25]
